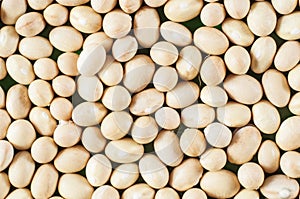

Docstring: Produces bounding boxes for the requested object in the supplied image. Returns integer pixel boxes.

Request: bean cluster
[0,0,299,199]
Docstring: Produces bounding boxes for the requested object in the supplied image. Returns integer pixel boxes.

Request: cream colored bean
[0,140,14,172]
[180,128,206,157]
[52,75,76,97]
[6,189,33,199]
[54,145,90,173]
[119,0,143,13]
[200,148,227,171]
[50,97,73,121]
[276,116,300,151]
[83,32,113,52]
[217,102,251,128]
[29,107,57,136]
[237,162,264,189]
[176,45,202,80]
[224,0,250,19]
[19,36,53,60]
[98,56,123,86]
[144,0,168,7]
[123,55,155,93]
[182,188,207,199]
[289,92,300,115]
[72,102,107,127]
[86,154,112,187]
[224,45,250,74]
[258,140,280,174]
[200,86,228,107]
[102,85,131,111]
[200,170,240,198]
[27,0,53,10]
[155,107,180,130]
[166,81,199,109]
[131,116,159,144]
[8,151,35,188]
[170,158,203,191]
[194,27,229,55]
[105,138,144,163]
[0,172,10,199]
[155,187,179,199]
[56,0,89,6]
[250,36,277,74]
[6,54,35,85]
[33,58,59,80]
[0,58,7,80]
[53,121,82,147]
[130,88,164,116]
[271,0,297,14]
[31,164,58,199]
[92,185,120,199]
[276,11,300,40]
[134,6,160,48]
[122,183,155,199]
[0,110,11,139]
[150,41,178,66]
[0,86,4,107]
[101,111,133,140]
[181,104,215,128]
[112,35,138,62]
[31,136,58,164]
[110,163,139,189]
[49,26,83,52]
[204,122,232,148]
[280,151,300,178]
[6,119,36,150]
[77,75,103,102]
[81,126,107,153]
[288,64,300,91]
[28,79,54,107]
[103,9,132,38]
[164,0,203,22]
[0,0,27,25]
[260,175,299,199]
[262,69,290,107]
[139,154,169,189]
[0,26,19,58]
[91,0,117,13]
[274,41,300,72]
[6,84,31,119]
[227,126,262,164]
[154,130,183,167]
[222,18,254,47]
[57,52,79,76]
[58,174,94,199]
[200,56,226,86]
[252,100,281,134]
[43,3,68,26]
[247,2,277,36]
[153,66,178,92]
[70,6,102,33]
[234,189,260,199]
[224,74,263,104]
[160,21,192,46]
[15,12,45,37]
[200,3,226,27]
[77,44,106,76]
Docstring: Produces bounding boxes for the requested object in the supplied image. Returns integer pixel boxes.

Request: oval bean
[181,104,215,128]
[0,26,19,58]
[276,11,300,40]
[6,84,31,119]
[33,58,59,80]
[153,66,178,92]
[154,130,183,167]
[81,126,107,153]
[31,136,58,164]
[86,154,112,187]
[43,3,68,26]
[19,36,53,60]
[179,128,206,157]
[200,148,227,171]
[53,121,82,147]
[110,163,139,189]
[15,12,45,37]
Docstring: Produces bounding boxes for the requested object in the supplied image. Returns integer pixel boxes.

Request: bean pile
[0,0,299,198]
